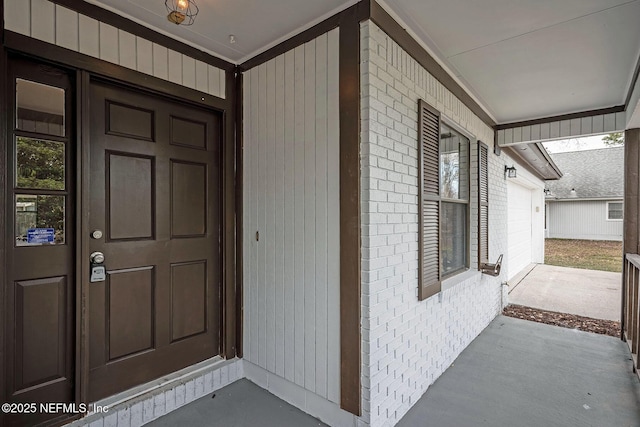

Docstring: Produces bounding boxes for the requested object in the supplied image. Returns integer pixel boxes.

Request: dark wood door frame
[0,0,7,416]
[1,45,238,417]
[77,77,238,405]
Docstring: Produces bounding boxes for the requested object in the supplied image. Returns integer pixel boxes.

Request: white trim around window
[606,201,623,221]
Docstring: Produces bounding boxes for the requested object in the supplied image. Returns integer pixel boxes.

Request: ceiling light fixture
[166,0,199,26]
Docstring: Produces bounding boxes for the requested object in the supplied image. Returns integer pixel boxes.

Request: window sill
[441,269,480,292]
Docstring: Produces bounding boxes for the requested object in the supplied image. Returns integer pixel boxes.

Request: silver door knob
[90,251,105,264]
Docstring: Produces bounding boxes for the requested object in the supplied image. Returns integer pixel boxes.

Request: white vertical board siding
[4,0,226,99]
[497,111,626,145]
[547,200,624,241]
[242,29,340,404]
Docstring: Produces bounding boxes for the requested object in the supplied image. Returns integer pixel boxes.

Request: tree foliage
[15,137,65,242]
[16,137,65,189]
[602,132,624,146]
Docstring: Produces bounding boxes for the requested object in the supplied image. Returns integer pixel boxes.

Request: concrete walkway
[509,264,621,321]
[148,317,640,427]
[147,379,327,427]
[397,316,640,427]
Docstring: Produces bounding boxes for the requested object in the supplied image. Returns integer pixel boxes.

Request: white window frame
[606,201,623,221]
[439,118,473,280]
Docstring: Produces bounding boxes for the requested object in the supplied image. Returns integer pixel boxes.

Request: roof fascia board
[503,145,562,181]
[547,197,624,202]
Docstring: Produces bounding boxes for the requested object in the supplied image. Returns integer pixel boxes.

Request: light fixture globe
[165,0,199,26]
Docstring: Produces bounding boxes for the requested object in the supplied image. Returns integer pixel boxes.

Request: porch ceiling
[88,0,640,125]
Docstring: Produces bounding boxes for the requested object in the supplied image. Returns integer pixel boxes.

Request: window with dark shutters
[478,141,489,266]
[418,100,441,300]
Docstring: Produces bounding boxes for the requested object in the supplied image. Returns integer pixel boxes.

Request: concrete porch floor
[508,264,622,321]
[148,316,640,427]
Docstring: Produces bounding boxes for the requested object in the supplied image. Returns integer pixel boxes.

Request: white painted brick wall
[360,21,508,427]
[65,359,243,427]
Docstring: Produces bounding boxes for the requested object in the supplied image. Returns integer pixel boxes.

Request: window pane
[16,79,65,137]
[609,202,623,220]
[442,202,466,274]
[16,137,65,190]
[440,124,469,200]
[15,195,65,246]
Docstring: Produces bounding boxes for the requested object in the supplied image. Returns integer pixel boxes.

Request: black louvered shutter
[418,100,441,300]
[478,142,489,266]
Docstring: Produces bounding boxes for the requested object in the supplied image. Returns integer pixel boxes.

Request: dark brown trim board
[77,69,92,408]
[235,68,244,358]
[50,0,233,72]
[222,69,238,359]
[625,54,640,110]
[495,105,625,130]
[238,2,368,415]
[0,1,7,417]
[623,129,640,339]
[4,31,228,112]
[368,1,496,129]
[339,8,362,417]
[239,1,370,72]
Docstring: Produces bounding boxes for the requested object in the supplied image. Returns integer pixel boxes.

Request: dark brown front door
[87,81,222,401]
[3,58,75,427]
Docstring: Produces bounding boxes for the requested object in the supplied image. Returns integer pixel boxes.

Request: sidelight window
[13,78,68,246]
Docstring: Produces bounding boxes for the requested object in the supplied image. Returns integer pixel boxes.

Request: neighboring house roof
[545,147,623,199]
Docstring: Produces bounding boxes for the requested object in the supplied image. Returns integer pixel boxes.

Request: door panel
[171,261,207,342]
[107,267,155,360]
[107,152,155,240]
[171,161,207,237]
[15,276,67,389]
[4,58,75,427]
[88,81,221,401]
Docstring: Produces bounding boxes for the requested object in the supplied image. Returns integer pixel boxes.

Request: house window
[418,100,472,300]
[440,123,469,275]
[607,202,623,220]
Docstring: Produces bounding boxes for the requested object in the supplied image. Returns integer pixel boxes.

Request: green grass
[545,238,623,272]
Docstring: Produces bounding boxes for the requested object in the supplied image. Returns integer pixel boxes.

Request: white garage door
[507,181,533,280]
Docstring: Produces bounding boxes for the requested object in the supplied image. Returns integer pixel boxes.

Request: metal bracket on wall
[481,254,503,277]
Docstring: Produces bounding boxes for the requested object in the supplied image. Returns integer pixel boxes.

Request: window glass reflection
[15,195,65,246]
[16,137,65,190]
[441,202,467,274]
[440,124,469,200]
[16,79,65,137]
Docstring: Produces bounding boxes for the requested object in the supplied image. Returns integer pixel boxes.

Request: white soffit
[88,0,357,63]
[386,0,640,123]
[85,0,640,126]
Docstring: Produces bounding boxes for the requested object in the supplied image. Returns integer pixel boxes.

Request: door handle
[90,252,106,282]
[90,251,105,264]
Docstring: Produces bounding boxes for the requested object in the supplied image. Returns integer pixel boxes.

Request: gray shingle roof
[545,147,623,199]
